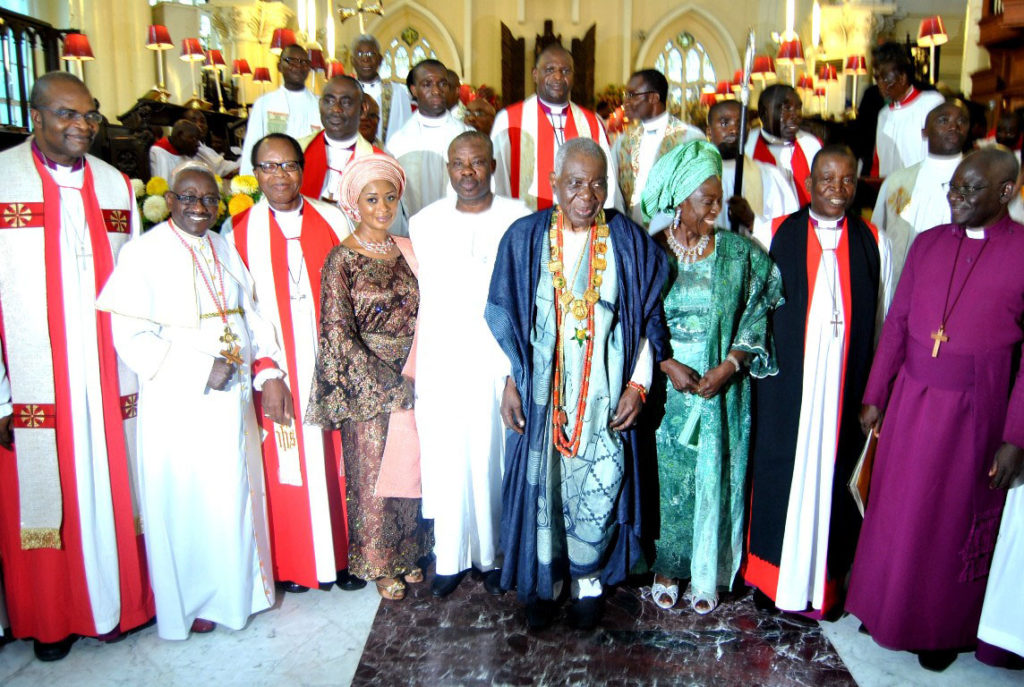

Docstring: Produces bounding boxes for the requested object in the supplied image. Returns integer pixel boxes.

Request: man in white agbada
[97,162,294,640]
[387,59,471,237]
[873,99,968,283]
[239,44,322,175]
[183,109,240,179]
[706,100,799,249]
[350,34,413,144]
[410,131,529,598]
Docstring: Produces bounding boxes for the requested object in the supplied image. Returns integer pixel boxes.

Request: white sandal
[690,589,719,615]
[651,578,679,609]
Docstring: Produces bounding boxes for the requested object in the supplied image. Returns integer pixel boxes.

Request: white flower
[142,195,169,223]
[130,178,145,198]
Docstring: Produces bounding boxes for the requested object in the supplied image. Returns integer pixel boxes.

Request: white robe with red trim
[491,95,621,212]
[223,197,354,588]
[874,88,946,178]
[0,140,152,642]
[97,221,279,640]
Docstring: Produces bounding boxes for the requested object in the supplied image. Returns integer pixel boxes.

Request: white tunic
[410,194,530,575]
[719,157,800,250]
[874,89,946,178]
[240,86,322,175]
[98,221,279,639]
[978,482,1024,657]
[359,78,414,143]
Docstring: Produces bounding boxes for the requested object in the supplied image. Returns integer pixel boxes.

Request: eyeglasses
[254,160,302,174]
[168,192,220,208]
[35,107,103,126]
[943,182,989,196]
[625,90,656,100]
[354,50,379,59]
[281,57,312,68]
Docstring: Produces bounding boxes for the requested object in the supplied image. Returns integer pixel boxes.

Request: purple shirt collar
[31,139,85,172]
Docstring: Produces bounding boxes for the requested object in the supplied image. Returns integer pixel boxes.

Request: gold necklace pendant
[560,291,574,307]
[583,288,600,305]
[572,300,589,320]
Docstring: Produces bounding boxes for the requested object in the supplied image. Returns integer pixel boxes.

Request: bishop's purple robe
[847,215,1024,651]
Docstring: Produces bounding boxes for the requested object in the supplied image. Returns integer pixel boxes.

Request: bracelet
[627,381,647,403]
[725,354,742,374]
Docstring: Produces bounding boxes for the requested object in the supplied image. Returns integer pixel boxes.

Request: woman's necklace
[666,225,710,264]
[353,228,395,255]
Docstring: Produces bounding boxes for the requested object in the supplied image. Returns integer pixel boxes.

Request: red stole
[753,134,812,206]
[152,137,178,155]
[301,132,383,200]
[31,154,152,633]
[506,100,601,209]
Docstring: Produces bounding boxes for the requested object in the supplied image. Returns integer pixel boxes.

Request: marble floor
[0,575,1019,686]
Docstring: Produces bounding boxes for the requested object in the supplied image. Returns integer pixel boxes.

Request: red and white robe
[872,87,946,179]
[745,129,822,208]
[224,196,355,588]
[0,139,153,642]
[299,131,383,204]
[490,95,620,211]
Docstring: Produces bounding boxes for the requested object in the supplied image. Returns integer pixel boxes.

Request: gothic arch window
[379,28,437,82]
[653,32,717,115]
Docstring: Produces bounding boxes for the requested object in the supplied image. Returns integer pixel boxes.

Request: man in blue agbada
[485,137,669,630]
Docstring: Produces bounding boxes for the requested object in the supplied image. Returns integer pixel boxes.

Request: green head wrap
[640,139,723,222]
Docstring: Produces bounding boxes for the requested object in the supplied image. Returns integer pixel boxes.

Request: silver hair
[169,160,217,190]
[553,137,606,178]
[352,34,380,53]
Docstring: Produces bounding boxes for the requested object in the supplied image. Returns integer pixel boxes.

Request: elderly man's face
[807,153,857,219]
[253,137,303,211]
[447,137,494,204]
[166,170,219,237]
[352,40,382,82]
[947,160,1011,227]
[320,77,363,141]
[551,151,608,229]
[30,81,98,165]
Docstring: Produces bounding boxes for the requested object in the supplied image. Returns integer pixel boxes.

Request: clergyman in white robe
[239,86,322,175]
[410,193,530,577]
[718,156,800,250]
[97,220,282,640]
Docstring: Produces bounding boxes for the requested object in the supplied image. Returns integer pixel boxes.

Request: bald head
[30,71,89,110]
[29,71,98,166]
[965,147,1019,186]
[947,148,1019,228]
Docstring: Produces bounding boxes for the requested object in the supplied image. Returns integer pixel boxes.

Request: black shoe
[525,599,557,631]
[482,569,504,596]
[917,649,958,672]
[566,596,604,630]
[752,589,778,614]
[431,570,467,597]
[337,569,367,591]
[279,581,309,593]
[33,636,75,662]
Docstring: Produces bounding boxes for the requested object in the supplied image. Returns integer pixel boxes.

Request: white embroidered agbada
[240,86,322,175]
[874,88,945,178]
[718,156,800,250]
[409,194,530,575]
[97,220,280,640]
[386,110,472,237]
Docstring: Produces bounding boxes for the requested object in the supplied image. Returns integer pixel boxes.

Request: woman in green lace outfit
[640,140,783,614]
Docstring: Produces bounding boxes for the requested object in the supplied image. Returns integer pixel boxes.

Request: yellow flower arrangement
[230,174,259,196]
[145,176,169,197]
[228,193,255,216]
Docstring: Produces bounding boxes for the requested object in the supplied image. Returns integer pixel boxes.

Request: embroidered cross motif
[105,209,129,233]
[3,203,34,228]
[19,404,45,428]
[121,394,138,419]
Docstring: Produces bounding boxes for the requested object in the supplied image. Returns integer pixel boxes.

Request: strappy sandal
[689,589,719,615]
[375,577,406,600]
[651,576,679,610]
[404,567,424,584]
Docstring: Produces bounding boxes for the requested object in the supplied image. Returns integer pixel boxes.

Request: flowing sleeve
[304,247,413,428]
[737,239,785,379]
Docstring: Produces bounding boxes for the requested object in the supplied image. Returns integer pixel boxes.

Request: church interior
[1,0,1023,684]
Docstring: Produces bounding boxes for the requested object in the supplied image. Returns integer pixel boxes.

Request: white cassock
[872,153,961,283]
[874,88,945,178]
[240,86,322,175]
[359,78,414,144]
[97,220,280,640]
[978,481,1024,658]
[410,194,530,576]
[718,156,800,250]
[386,110,472,237]
[774,211,892,612]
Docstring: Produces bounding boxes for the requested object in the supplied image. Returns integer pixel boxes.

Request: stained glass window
[654,32,716,116]
[380,32,436,82]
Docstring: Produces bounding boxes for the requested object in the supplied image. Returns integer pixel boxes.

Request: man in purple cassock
[848,147,1024,672]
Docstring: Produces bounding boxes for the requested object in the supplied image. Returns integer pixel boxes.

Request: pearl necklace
[667,226,710,264]
[353,228,395,255]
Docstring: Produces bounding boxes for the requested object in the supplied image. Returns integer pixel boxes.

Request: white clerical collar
[360,78,381,88]
[809,209,843,229]
[642,111,670,134]
[761,129,793,146]
[415,110,448,127]
[326,133,359,149]
[966,227,986,239]
[271,198,304,218]
[538,97,567,115]
[924,152,962,165]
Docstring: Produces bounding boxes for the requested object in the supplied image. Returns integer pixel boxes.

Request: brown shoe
[190,618,216,633]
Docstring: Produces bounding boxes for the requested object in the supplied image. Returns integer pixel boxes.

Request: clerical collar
[925,152,962,164]
[889,86,920,110]
[359,77,382,87]
[642,111,670,134]
[966,227,985,239]
[809,209,844,229]
[31,139,84,172]
[760,129,794,147]
[415,110,448,127]
[538,98,568,115]
[271,198,304,218]
[326,133,359,150]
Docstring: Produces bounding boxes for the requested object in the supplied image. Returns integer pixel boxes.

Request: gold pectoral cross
[930,326,948,358]
[219,325,244,365]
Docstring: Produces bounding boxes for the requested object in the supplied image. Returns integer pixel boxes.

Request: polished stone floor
[0,573,1019,686]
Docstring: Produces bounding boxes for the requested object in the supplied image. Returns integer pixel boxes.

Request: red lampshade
[270,28,297,55]
[308,48,326,73]
[813,87,826,97]
[62,33,94,61]
[751,55,776,81]
[797,75,815,91]
[777,39,805,65]
[252,67,273,83]
[179,38,205,62]
[232,59,252,77]
[917,16,948,47]
[700,90,718,107]
[327,61,346,78]
[204,49,226,70]
[845,54,868,75]
[145,24,173,50]
[730,69,752,93]
[714,80,733,101]
[819,64,838,82]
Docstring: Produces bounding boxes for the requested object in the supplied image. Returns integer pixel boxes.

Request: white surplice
[978,482,1024,657]
[410,194,529,575]
[874,89,946,178]
[239,86,322,175]
[98,221,279,640]
[718,156,800,250]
